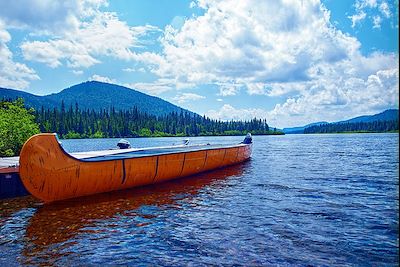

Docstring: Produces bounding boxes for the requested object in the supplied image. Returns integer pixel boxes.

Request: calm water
[0,134,398,266]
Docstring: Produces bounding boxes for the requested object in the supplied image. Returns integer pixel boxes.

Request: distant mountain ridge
[0,81,192,117]
[337,109,399,124]
[283,121,328,134]
[283,109,399,134]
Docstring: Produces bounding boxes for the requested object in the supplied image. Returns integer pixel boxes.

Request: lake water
[0,134,398,266]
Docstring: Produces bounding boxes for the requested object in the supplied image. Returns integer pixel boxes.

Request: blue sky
[0,0,398,127]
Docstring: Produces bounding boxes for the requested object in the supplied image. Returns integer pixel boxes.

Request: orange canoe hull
[19,134,252,202]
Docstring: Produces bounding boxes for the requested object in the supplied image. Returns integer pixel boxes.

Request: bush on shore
[0,99,40,157]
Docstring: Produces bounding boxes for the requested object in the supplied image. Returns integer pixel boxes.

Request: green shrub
[0,99,40,156]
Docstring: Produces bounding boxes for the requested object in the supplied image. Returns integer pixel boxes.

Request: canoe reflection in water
[21,163,247,265]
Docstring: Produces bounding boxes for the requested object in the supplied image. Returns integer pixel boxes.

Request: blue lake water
[0,133,398,266]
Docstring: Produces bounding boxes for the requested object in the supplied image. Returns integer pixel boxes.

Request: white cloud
[126,77,196,95]
[123,68,136,73]
[123,67,147,73]
[21,39,99,68]
[0,0,108,33]
[140,0,361,90]
[18,2,159,69]
[0,23,39,89]
[127,80,173,95]
[349,11,367,28]
[379,2,391,18]
[89,74,116,84]
[217,83,241,96]
[135,0,398,127]
[72,70,83,75]
[0,26,10,43]
[267,54,399,127]
[207,62,399,128]
[372,15,382,28]
[206,104,267,121]
[172,93,205,104]
[86,76,173,95]
[355,0,378,9]
[246,83,267,95]
[350,0,393,28]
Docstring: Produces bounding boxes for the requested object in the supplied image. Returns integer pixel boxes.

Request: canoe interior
[79,144,245,161]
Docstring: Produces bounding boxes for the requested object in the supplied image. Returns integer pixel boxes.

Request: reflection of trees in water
[21,163,247,265]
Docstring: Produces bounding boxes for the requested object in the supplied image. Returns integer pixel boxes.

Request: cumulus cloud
[127,78,195,95]
[0,0,107,33]
[89,74,116,84]
[0,23,39,89]
[141,0,361,84]
[271,73,398,126]
[127,80,173,95]
[139,0,362,95]
[172,93,205,104]
[87,75,175,95]
[17,2,159,69]
[217,83,242,96]
[136,0,398,127]
[206,104,267,121]
[207,55,399,128]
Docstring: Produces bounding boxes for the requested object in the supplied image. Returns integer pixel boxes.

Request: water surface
[0,134,398,265]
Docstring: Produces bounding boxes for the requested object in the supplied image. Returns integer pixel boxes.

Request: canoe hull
[19,134,252,202]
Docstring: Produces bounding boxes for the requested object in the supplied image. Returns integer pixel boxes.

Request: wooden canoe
[19,133,252,202]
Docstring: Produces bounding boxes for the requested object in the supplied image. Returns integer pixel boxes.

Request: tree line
[33,101,279,139]
[304,120,399,134]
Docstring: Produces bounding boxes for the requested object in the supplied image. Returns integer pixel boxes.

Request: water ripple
[0,133,398,266]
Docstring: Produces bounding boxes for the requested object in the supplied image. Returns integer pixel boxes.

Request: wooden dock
[0,156,27,199]
[0,156,19,173]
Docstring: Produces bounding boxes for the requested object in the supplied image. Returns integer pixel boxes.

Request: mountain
[283,109,399,134]
[0,87,53,109]
[283,122,328,134]
[0,81,192,116]
[337,109,399,124]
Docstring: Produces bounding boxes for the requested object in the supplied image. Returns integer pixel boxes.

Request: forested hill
[304,109,399,134]
[0,81,192,117]
[337,109,399,124]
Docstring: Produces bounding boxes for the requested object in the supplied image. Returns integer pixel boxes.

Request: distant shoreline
[60,131,285,140]
[302,130,399,135]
